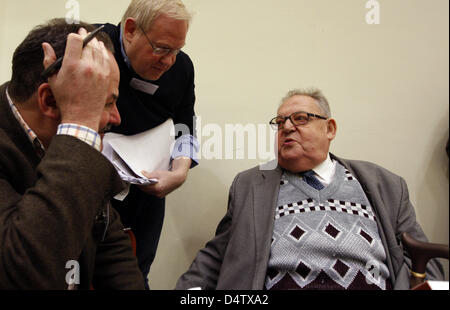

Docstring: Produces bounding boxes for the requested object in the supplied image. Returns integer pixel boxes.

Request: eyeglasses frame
[269,111,328,130]
[137,23,180,57]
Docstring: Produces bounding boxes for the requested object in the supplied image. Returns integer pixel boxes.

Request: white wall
[0,0,448,289]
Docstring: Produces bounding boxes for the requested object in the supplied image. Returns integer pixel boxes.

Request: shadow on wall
[149,160,233,289]
[178,164,229,259]
[417,113,449,280]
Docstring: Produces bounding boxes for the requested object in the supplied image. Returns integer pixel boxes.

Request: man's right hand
[41,27,111,132]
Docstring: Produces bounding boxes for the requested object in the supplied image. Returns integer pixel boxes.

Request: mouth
[153,66,168,72]
[283,138,297,146]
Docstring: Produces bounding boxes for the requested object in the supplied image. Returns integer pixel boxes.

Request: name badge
[130,78,159,95]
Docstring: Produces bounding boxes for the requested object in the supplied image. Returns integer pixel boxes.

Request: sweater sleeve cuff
[171,134,199,168]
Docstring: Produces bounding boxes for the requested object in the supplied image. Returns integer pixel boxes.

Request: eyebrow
[153,39,185,50]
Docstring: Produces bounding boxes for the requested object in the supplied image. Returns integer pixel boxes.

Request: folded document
[102,119,175,185]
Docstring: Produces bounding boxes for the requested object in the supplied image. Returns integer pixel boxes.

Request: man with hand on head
[100,0,199,288]
[0,18,144,290]
[176,88,444,290]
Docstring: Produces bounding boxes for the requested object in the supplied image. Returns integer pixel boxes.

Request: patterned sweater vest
[265,162,392,290]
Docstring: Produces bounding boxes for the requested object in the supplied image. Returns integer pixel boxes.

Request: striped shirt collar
[6,87,46,155]
[6,87,101,153]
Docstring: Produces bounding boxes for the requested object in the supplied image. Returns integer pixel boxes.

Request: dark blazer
[0,83,145,289]
[176,155,444,290]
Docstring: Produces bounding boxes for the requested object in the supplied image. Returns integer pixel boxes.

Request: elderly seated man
[176,88,444,290]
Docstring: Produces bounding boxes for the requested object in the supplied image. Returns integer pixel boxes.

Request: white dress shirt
[310,153,336,186]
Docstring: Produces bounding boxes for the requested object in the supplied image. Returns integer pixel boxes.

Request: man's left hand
[139,157,191,198]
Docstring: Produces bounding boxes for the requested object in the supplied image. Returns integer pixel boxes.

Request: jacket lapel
[0,83,41,168]
[251,163,282,289]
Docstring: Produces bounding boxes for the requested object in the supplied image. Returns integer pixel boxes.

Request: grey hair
[121,0,192,33]
[281,88,331,118]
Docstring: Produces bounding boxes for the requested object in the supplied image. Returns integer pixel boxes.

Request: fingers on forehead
[64,32,84,62]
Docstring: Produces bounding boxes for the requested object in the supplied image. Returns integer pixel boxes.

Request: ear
[326,118,337,141]
[123,18,138,43]
[37,83,60,120]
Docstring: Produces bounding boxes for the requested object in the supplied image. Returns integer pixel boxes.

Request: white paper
[427,281,449,290]
[102,118,175,186]
[114,183,131,201]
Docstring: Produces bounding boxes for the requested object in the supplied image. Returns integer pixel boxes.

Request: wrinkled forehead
[278,95,320,116]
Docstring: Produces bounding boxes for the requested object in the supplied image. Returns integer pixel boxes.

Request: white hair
[121,0,193,32]
[281,88,331,118]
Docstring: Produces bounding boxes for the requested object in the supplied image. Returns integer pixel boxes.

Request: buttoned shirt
[309,153,337,186]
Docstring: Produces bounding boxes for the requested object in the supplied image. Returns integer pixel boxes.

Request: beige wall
[1,0,448,289]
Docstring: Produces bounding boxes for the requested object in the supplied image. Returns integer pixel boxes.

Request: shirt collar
[6,87,46,155]
[119,26,134,72]
[312,153,336,185]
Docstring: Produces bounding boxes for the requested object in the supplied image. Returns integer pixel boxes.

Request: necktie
[301,170,324,190]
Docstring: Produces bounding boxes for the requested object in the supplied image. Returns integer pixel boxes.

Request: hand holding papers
[102,119,175,186]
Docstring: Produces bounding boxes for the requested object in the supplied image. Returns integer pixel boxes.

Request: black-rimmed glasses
[269,111,328,130]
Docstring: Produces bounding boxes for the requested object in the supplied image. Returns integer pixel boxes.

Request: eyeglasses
[269,111,328,130]
[138,24,181,57]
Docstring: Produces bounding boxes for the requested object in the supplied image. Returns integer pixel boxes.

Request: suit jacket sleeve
[175,174,240,290]
[0,135,125,289]
[341,157,445,287]
[394,176,444,283]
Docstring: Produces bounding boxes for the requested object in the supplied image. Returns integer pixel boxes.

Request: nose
[109,103,121,126]
[159,53,177,68]
[282,117,296,132]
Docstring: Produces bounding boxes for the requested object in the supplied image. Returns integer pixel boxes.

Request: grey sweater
[266,162,391,290]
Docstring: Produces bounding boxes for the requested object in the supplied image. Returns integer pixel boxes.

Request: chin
[279,148,303,161]
[141,70,165,81]
[278,160,311,173]
[278,153,313,173]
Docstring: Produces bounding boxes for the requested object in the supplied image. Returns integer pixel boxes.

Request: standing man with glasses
[100,0,198,289]
[176,88,444,290]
